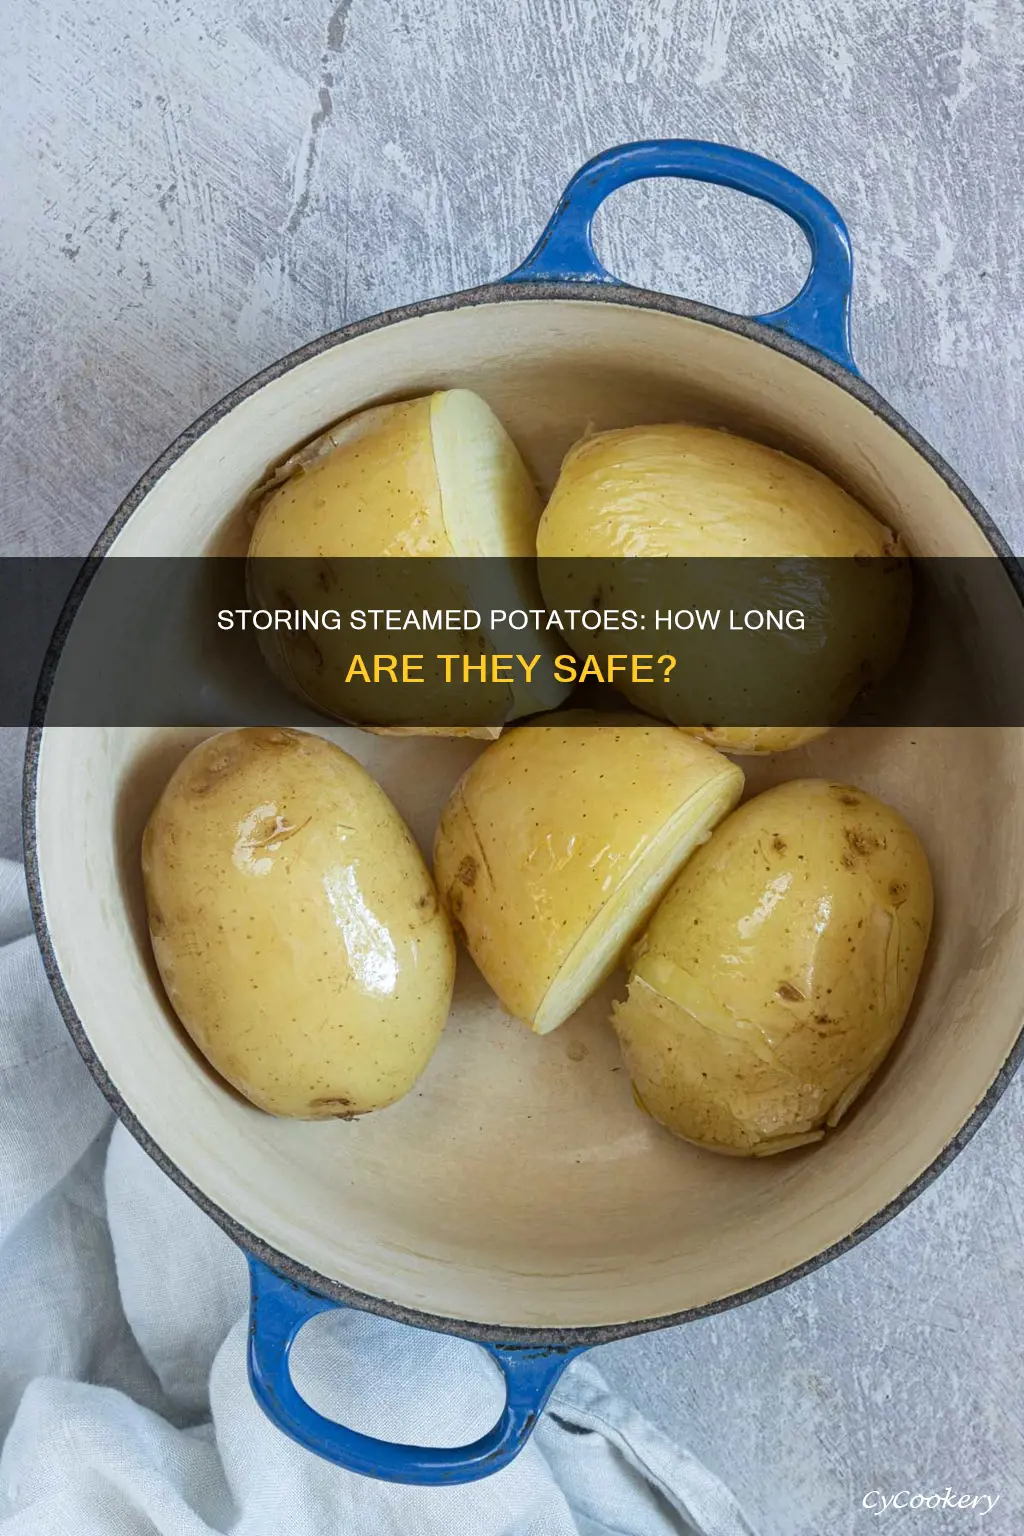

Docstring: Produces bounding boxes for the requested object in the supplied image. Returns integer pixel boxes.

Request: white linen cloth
[0,858,756,1535]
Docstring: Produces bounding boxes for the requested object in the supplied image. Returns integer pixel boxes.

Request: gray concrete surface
[2,1,1023,1530]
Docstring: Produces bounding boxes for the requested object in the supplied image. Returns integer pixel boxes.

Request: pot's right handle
[503,138,858,375]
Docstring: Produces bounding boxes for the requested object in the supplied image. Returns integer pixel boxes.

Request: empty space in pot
[33,297,1024,1329]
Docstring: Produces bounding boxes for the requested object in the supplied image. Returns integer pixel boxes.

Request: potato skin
[537,425,909,751]
[612,779,933,1155]
[245,391,564,730]
[678,726,827,757]
[537,424,903,560]
[142,728,455,1117]
[249,396,448,559]
[433,717,744,1032]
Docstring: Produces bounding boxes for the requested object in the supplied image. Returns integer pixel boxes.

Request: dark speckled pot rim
[22,280,1024,1347]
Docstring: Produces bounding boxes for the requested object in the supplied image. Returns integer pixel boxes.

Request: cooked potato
[367,726,502,741]
[433,716,744,1035]
[682,727,826,756]
[537,424,910,753]
[142,727,455,1118]
[250,390,541,560]
[612,779,933,1155]
[537,424,902,560]
[247,390,566,730]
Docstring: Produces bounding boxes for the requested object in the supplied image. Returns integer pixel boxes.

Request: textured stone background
[2,1,1023,1531]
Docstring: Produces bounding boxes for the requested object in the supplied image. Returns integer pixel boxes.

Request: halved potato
[247,390,567,731]
[433,716,744,1034]
[612,779,933,1154]
[537,424,903,560]
[367,725,502,741]
[249,391,543,559]
[537,424,910,753]
[685,727,825,756]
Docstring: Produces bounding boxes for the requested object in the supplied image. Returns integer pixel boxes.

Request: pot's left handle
[503,137,858,374]
[246,1257,587,1485]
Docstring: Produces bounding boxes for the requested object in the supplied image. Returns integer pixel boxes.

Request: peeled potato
[142,728,455,1118]
[433,716,744,1034]
[612,779,933,1155]
[537,424,910,753]
[247,390,566,731]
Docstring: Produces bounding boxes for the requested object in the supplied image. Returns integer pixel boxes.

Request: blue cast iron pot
[25,140,1024,1485]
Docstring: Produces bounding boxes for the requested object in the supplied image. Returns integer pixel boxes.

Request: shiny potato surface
[613,778,933,1154]
[142,727,455,1117]
[433,716,744,1034]
[537,424,909,754]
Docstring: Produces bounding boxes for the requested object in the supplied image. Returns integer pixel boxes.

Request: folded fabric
[0,858,755,1535]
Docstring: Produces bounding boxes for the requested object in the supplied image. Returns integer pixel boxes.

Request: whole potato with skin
[142,727,455,1118]
[433,716,744,1035]
[612,779,933,1155]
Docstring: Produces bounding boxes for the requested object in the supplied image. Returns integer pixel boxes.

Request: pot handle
[246,1257,587,1484]
[503,138,858,374]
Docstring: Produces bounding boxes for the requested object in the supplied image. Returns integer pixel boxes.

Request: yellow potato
[433,716,744,1034]
[538,424,902,560]
[142,727,455,1118]
[681,727,826,756]
[365,726,503,742]
[612,779,933,1155]
[247,390,566,730]
[250,391,542,559]
[537,424,910,752]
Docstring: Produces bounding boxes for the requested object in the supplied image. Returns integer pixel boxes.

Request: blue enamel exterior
[247,1257,586,1484]
[244,138,860,1483]
[504,138,859,373]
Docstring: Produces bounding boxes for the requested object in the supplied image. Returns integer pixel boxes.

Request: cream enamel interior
[33,297,1024,1330]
